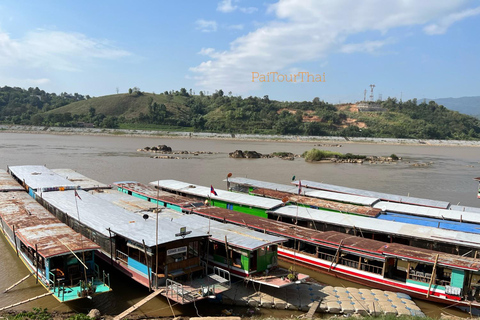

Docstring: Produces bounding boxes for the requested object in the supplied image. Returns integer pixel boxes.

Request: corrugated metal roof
[40,190,207,247]
[0,169,24,191]
[375,201,480,224]
[227,177,379,206]
[381,243,480,271]
[148,210,286,250]
[271,205,480,250]
[377,212,480,234]
[93,188,287,250]
[192,207,480,270]
[296,180,450,209]
[52,169,111,190]
[449,205,480,214]
[0,191,100,258]
[8,165,78,192]
[149,180,283,209]
[304,189,379,206]
[90,189,158,212]
[113,182,202,208]
[251,188,381,217]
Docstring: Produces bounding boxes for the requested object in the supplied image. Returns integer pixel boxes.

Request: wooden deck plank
[113,289,164,320]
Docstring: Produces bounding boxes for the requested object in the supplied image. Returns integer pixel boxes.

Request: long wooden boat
[0,171,111,302]
[7,166,234,305]
[111,180,480,308]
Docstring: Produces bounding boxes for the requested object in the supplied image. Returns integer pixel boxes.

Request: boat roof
[271,205,480,250]
[295,180,450,209]
[113,181,203,208]
[449,204,480,214]
[40,190,207,247]
[227,177,379,206]
[251,188,381,217]
[0,192,100,258]
[192,207,480,271]
[0,169,24,192]
[92,188,287,251]
[377,212,480,235]
[90,189,158,212]
[149,179,283,209]
[52,169,111,190]
[8,165,78,192]
[152,210,286,251]
[375,201,480,224]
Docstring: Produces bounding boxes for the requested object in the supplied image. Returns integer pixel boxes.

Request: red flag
[298,180,302,195]
[210,185,218,196]
[74,189,82,200]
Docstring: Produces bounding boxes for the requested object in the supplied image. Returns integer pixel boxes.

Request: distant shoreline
[1,124,480,147]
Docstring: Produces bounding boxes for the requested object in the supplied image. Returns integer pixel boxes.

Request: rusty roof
[0,191,100,258]
[381,243,480,271]
[251,188,381,217]
[0,170,24,192]
[113,181,204,208]
[192,207,480,271]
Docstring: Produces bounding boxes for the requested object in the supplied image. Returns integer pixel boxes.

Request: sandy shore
[1,124,480,147]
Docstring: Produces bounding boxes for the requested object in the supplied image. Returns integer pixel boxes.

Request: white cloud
[195,19,218,32]
[340,39,394,54]
[227,24,244,30]
[239,7,257,14]
[191,0,475,93]
[424,6,480,35]
[217,0,257,14]
[217,0,237,13]
[0,29,131,72]
[198,47,217,56]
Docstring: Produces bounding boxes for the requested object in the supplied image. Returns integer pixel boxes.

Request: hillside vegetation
[1,86,480,140]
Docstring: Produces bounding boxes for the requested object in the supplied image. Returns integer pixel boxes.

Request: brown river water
[0,132,479,318]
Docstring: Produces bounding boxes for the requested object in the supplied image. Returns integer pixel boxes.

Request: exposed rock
[244,151,262,158]
[157,144,172,152]
[87,309,101,320]
[229,150,245,158]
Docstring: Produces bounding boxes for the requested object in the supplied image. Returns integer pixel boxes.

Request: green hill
[1,86,480,140]
[48,92,190,120]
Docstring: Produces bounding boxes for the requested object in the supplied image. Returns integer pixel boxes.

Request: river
[0,132,479,318]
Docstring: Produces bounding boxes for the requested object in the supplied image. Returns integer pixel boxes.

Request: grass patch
[302,148,367,161]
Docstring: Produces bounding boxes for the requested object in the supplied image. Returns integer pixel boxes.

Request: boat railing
[360,263,383,275]
[213,266,231,287]
[164,279,203,304]
[408,271,450,286]
[338,257,359,269]
[318,251,335,262]
[103,270,110,288]
[116,249,128,264]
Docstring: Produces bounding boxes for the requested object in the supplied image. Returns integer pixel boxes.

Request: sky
[0,0,479,103]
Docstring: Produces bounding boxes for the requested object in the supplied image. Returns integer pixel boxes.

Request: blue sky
[0,0,479,103]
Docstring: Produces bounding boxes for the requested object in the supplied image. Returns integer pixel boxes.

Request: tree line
[1,86,479,140]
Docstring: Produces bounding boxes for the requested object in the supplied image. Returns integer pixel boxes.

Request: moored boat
[0,170,111,302]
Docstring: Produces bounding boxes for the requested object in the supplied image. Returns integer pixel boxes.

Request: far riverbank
[1,124,480,147]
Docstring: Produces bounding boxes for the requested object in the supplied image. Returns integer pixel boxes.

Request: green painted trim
[406,279,445,291]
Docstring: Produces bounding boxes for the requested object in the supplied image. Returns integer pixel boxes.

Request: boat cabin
[0,191,111,302]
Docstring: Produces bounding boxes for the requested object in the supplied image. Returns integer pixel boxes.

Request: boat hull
[278,247,480,308]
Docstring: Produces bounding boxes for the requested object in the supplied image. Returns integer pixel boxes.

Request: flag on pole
[210,185,218,196]
[298,180,302,195]
[74,189,82,200]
